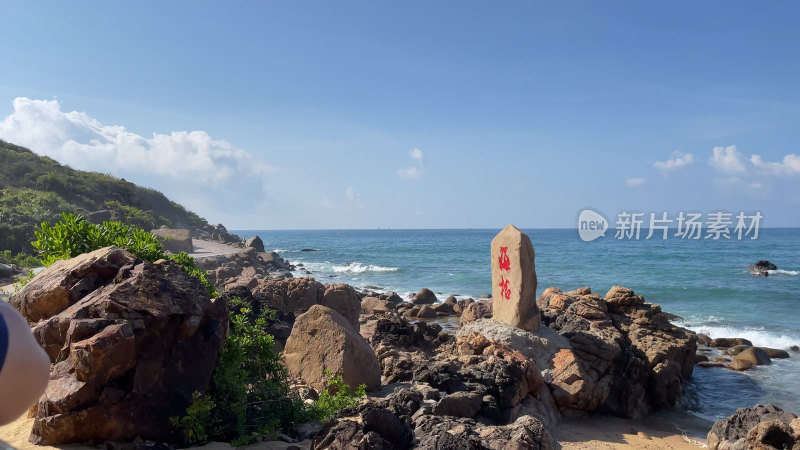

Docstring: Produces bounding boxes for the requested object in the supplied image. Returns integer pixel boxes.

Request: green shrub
[32,213,216,296]
[297,371,367,423]
[172,298,295,445]
[0,250,41,268]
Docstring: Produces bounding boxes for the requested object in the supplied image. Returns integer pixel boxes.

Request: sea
[233,228,800,432]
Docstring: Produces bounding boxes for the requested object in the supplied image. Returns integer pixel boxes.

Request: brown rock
[283,305,381,391]
[711,337,753,348]
[491,224,540,332]
[416,305,437,319]
[460,300,493,325]
[10,247,137,324]
[735,347,772,366]
[20,248,227,445]
[760,347,791,359]
[361,296,396,314]
[412,288,438,305]
[322,283,361,328]
[728,359,752,371]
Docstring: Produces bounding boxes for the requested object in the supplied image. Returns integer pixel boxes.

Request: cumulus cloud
[750,154,800,176]
[708,145,747,174]
[0,97,275,218]
[397,147,424,179]
[0,97,274,183]
[626,177,646,187]
[654,150,694,173]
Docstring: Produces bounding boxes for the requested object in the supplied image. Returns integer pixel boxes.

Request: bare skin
[0,301,50,425]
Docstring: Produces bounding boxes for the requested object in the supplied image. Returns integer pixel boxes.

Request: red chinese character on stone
[499,276,511,300]
[498,247,510,271]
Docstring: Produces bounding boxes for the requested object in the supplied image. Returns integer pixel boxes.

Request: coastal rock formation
[312,387,554,450]
[750,260,777,276]
[707,404,798,450]
[10,246,228,445]
[491,224,540,332]
[536,286,696,418]
[150,228,193,254]
[198,248,293,290]
[734,347,772,366]
[192,222,242,245]
[283,305,381,391]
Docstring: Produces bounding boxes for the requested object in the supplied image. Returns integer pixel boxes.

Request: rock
[445,295,458,306]
[431,302,455,316]
[604,286,644,312]
[251,278,360,329]
[433,391,483,418]
[10,247,138,324]
[15,247,228,445]
[85,209,113,224]
[361,296,396,314]
[711,337,753,348]
[491,224,540,332]
[749,260,777,276]
[697,333,712,346]
[707,404,798,450]
[0,263,13,279]
[727,344,751,356]
[460,300,493,325]
[453,298,475,315]
[322,283,362,329]
[413,413,554,450]
[746,420,796,449]
[760,347,791,359]
[416,305,437,319]
[790,345,799,353]
[734,347,772,366]
[245,235,265,252]
[728,359,752,371]
[413,288,438,305]
[149,228,193,254]
[381,291,404,303]
[697,362,726,368]
[283,305,381,391]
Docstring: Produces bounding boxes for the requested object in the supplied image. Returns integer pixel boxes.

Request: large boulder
[707,404,798,450]
[283,305,380,391]
[412,288,438,305]
[10,247,228,445]
[150,228,193,254]
[322,283,362,328]
[460,299,493,325]
[491,224,540,332]
[245,235,265,252]
[734,347,772,366]
[749,260,777,276]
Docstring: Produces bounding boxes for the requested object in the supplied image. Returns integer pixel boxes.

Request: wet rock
[413,288,439,305]
[750,260,777,276]
[727,344,751,356]
[734,347,772,366]
[728,359,752,371]
[760,347,791,359]
[711,337,754,348]
[283,305,381,391]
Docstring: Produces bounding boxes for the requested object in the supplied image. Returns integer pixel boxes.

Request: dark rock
[707,404,797,450]
[460,300,493,325]
[749,260,777,276]
[760,347,791,359]
[300,249,317,252]
[416,305,437,319]
[727,344,751,356]
[16,247,228,445]
[0,263,13,279]
[711,337,753,348]
[413,288,438,305]
[433,391,483,418]
[696,333,712,346]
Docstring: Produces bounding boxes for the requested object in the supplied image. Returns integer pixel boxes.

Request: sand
[188,240,244,259]
[554,416,707,449]
[2,412,707,450]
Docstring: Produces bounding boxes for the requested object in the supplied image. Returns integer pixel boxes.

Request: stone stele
[491,224,540,331]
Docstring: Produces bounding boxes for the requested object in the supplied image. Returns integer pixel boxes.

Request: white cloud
[397,147,424,179]
[626,177,646,187]
[708,145,747,174]
[0,97,274,184]
[345,186,358,202]
[654,150,694,173]
[0,97,275,218]
[750,154,800,176]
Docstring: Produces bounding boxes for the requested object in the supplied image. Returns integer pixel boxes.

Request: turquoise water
[233,228,800,424]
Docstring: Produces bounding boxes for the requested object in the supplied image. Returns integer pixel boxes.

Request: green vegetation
[33,213,216,297]
[0,249,41,268]
[0,139,207,255]
[172,299,366,446]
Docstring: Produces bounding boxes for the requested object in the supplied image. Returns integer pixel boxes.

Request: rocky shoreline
[2,239,798,449]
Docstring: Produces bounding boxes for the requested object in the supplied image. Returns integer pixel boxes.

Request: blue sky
[1,1,799,229]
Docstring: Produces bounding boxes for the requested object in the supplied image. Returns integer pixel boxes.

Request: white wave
[331,262,398,274]
[767,269,799,276]
[683,323,799,349]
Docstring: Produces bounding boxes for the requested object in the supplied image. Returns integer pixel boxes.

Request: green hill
[0,139,213,255]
